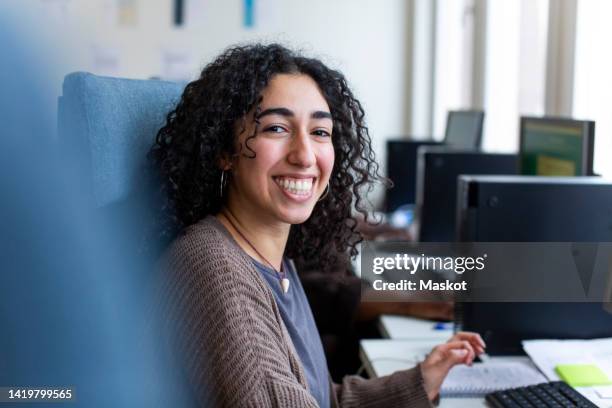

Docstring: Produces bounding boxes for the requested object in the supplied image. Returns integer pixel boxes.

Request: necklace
[221,210,290,294]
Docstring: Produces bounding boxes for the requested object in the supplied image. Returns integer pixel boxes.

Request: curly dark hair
[149,43,387,273]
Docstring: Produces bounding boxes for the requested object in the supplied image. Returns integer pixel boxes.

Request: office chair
[58,72,186,252]
[58,72,185,208]
[57,72,199,406]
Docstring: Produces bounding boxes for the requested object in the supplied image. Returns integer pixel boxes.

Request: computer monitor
[519,116,595,176]
[456,175,612,355]
[444,110,485,148]
[385,140,441,212]
[384,111,485,212]
[413,149,517,242]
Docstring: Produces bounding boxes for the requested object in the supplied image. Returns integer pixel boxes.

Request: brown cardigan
[159,215,432,407]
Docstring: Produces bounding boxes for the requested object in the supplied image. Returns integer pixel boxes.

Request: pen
[433,322,453,330]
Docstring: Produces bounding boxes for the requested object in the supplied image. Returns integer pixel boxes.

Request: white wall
[8,0,410,207]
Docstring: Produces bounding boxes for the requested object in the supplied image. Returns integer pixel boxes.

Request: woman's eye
[312,129,331,137]
[264,125,287,134]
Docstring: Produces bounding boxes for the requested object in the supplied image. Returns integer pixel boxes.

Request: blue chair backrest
[56,74,198,403]
[58,72,185,207]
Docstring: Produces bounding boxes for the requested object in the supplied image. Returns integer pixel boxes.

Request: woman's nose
[287,131,316,168]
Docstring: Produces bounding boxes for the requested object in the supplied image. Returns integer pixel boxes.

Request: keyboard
[486,381,598,407]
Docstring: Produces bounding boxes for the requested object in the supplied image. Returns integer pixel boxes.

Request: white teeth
[275,177,314,195]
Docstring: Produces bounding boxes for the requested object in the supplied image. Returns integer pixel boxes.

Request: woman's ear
[218,153,233,171]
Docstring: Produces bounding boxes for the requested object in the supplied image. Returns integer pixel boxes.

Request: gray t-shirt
[252,258,330,408]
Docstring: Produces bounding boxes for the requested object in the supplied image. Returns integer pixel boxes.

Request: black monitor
[444,110,485,148]
[384,111,485,212]
[413,149,517,242]
[456,175,612,355]
[385,140,441,212]
[519,116,595,176]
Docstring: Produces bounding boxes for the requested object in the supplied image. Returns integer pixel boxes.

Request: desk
[360,315,610,407]
[360,338,485,407]
[378,314,453,341]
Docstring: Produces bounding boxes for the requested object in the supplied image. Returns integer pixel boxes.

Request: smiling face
[224,73,335,227]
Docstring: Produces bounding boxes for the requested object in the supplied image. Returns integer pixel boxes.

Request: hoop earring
[219,170,228,198]
[317,183,330,202]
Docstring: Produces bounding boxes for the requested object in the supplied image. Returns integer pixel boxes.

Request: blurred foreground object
[0,10,192,408]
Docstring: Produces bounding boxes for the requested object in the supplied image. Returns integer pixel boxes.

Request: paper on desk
[441,361,547,397]
[522,338,612,382]
[595,385,612,399]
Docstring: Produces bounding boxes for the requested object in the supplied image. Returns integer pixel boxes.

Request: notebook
[440,361,548,397]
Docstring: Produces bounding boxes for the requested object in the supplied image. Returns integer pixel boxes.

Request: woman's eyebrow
[311,111,333,120]
[256,107,332,120]
[257,107,293,119]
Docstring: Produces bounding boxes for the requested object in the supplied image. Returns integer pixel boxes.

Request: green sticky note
[555,364,612,387]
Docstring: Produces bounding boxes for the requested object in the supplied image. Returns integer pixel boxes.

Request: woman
[150,43,485,407]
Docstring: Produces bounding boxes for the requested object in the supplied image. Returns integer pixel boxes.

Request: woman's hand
[420,332,486,401]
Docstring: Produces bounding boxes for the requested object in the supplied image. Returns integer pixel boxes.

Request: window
[429,0,549,151]
[431,0,475,139]
[481,0,549,152]
[573,0,612,177]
